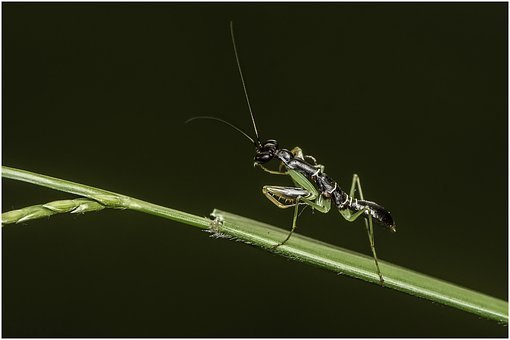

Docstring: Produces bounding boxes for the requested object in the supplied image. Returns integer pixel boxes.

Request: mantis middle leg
[263,170,331,248]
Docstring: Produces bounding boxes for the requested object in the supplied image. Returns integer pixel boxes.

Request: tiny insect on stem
[186,21,396,285]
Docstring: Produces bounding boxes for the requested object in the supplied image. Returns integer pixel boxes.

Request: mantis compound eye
[255,153,273,164]
[262,139,278,150]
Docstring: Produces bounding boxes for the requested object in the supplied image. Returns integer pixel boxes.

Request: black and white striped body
[257,146,395,231]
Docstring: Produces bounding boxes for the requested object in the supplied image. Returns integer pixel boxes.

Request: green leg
[349,174,384,285]
[273,198,302,248]
[272,194,331,248]
[264,170,331,248]
[256,164,288,175]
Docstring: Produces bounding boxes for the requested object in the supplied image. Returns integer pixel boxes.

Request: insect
[187,22,396,284]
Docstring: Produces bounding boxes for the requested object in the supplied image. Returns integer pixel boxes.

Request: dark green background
[3,3,507,337]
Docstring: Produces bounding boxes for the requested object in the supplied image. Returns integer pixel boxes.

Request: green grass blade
[211,209,508,324]
[2,166,507,323]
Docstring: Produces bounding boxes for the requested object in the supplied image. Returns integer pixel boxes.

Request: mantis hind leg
[349,174,384,285]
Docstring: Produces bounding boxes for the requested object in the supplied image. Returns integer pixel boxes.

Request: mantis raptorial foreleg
[262,170,331,248]
[256,164,288,175]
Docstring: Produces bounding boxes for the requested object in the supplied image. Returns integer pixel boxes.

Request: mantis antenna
[186,22,260,147]
[230,21,260,143]
[185,116,255,144]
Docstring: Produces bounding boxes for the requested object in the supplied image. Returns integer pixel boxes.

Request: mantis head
[254,139,279,164]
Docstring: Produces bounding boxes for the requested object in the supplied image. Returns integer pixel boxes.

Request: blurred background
[2,3,507,337]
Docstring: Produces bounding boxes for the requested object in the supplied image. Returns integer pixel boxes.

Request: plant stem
[212,209,508,324]
[2,166,508,323]
[2,166,209,230]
